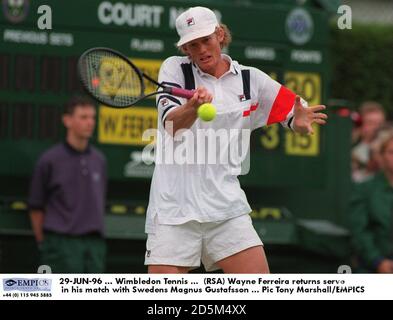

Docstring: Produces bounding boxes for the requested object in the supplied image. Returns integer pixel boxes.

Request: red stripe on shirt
[243,103,259,117]
[250,103,259,111]
[267,86,296,125]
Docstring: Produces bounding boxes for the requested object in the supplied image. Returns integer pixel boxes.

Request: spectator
[352,101,386,182]
[28,96,107,273]
[368,123,393,173]
[350,132,393,273]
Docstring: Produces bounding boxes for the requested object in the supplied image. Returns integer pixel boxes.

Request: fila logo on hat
[186,17,195,26]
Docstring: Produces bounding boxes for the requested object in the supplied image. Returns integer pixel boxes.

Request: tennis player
[145,6,327,273]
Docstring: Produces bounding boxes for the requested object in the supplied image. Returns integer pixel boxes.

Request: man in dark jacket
[350,133,393,273]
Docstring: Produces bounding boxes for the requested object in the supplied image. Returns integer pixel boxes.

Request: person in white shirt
[145,6,328,273]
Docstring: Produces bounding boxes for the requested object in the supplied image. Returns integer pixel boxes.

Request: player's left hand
[292,96,327,135]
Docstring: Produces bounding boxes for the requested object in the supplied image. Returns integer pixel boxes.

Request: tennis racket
[78,47,195,108]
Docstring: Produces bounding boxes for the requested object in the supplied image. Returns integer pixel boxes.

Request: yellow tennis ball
[197,103,216,121]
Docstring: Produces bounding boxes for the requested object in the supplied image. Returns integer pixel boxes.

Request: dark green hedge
[330,24,393,117]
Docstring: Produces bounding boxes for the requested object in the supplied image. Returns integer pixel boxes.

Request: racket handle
[169,87,195,99]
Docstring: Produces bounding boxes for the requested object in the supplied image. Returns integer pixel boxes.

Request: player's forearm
[164,103,198,135]
[29,210,44,243]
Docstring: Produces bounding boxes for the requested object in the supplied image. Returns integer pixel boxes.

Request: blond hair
[359,101,385,117]
[219,23,232,48]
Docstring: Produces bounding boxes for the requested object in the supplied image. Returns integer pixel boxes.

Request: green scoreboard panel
[0,0,351,259]
[0,0,329,178]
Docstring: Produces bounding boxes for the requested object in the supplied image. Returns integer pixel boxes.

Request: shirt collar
[222,54,240,75]
[63,141,91,155]
[192,54,240,77]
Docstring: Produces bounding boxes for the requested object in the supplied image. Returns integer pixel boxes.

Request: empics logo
[3,278,52,292]
[186,17,195,26]
[5,279,17,287]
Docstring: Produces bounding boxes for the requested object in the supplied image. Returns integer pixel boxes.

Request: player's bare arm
[164,86,213,135]
[292,96,328,135]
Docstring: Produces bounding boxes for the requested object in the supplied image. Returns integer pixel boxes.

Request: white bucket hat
[175,7,219,47]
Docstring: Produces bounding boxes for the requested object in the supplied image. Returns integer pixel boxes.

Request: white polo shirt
[145,55,298,233]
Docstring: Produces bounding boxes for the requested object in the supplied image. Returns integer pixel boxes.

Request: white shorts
[144,214,263,272]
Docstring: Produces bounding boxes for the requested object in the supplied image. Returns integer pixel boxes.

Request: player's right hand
[187,86,213,110]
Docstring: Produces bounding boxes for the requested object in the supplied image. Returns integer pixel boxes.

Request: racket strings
[80,50,143,107]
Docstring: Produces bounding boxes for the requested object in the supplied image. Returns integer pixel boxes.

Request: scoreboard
[0,0,329,180]
[0,0,351,267]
